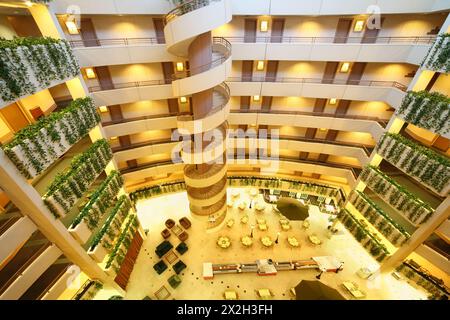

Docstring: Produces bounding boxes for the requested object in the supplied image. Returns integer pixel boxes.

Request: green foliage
[89,195,132,251]
[376,133,450,194]
[422,33,450,73]
[105,215,139,269]
[398,90,450,136]
[360,166,434,224]
[337,209,390,261]
[43,139,112,218]
[0,37,79,103]
[349,190,410,246]
[71,171,124,230]
[2,97,99,178]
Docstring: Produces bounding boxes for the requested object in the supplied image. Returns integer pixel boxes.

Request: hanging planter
[421,33,450,73]
[376,133,450,196]
[42,139,113,218]
[397,91,450,137]
[69,219,92,244]
[88,244,109,263]
[0,37,80,106]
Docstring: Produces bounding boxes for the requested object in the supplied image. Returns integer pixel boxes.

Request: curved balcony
[190,194,227,216]
[163,0,232,56]
[186,176,227,207]
[227,35,435,65]
[180,122,228,164]
[184,163,227,188]
[171,37,232,97]
[177,83,230,135]
[227,76,407,108]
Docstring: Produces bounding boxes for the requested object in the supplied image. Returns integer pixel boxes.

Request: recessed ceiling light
[340,62,350,73]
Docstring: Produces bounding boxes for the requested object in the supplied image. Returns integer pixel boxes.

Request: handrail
[111,133,373,155]
[0,241,51,295]
[164,0,221,25]
[69,35,436,48]
[227,76,408,91]
[119,156,361,178]
[177,82,230,122]
[102,112,187,126]
[88,79,167,93]
[230,109,389,127]
[225,35,437,44]
[69,37,166,48]
[190,195,227,215]
[90,76,407,94]
[172,37,231,80]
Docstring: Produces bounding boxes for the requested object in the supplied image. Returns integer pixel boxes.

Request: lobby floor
[100,188,428,300]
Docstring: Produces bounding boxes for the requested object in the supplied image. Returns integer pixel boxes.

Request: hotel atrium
[0,0,449,301]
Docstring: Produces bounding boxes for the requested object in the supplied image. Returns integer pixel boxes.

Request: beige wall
[0,116,13,143]
[212,14,446,39]
[361,63,415,86]
[20,90,56,116]
[0,15,16,39]
[120,99,168,119]
[430,73,450,96]
[130,129,172,144]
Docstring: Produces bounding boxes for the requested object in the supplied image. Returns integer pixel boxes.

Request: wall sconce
[354,20,365,32]
[256,60,265,71]
[253,95,261,102]
[329,98,337,105]
[180,96,187,103]
[340,62,350,73]
[65,17,79,35]
[110,136,118,141]
[99,106,108,113]
[319,128,327,132]
[85,68,96,79]
[260,20,269,32]
[176,62,184,72]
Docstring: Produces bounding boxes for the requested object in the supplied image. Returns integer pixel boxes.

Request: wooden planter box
[69,220,92,244]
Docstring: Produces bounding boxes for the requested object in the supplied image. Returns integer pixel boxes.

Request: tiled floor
[100,188,428,300]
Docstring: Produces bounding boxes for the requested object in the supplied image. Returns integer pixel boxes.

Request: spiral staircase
[164,0,232,228]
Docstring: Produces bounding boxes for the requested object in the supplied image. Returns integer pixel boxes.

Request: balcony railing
[88,79,167,93]
[119,156,361,178]
[69,35,436,48]
[164,0,221,24]
[228,76,408,91]
[102,112,188,126]
[226,35,436,44]
[172,37,231,79]
[231,109,389,127]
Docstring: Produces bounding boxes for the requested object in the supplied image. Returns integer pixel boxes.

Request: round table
[238,202,247,210]
[255,202,265,212]
[231,190,240,198]
[217,236,231,249]
[241,236,253,247]
[287,236,299,247]
[249,189,258,197]
[227,200,234,208]
[308,234,322,245]
[261,236,273,247]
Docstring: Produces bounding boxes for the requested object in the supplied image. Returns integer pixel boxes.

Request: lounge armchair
[179,217,192,229]
[168,274,182,289]
[155,240,173,258]
[153,260,168,275]
[165,219,175,229]
[178,231,189,242]
[173,260,187,274]
[175,242,188,255]
[161,228,171,239]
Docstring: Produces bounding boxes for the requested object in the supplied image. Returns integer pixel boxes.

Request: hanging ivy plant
[105,214,138,269]
[397,90,450,136]
[338,209,390,262]
[2,97,99,179]
[421,33,450,73]
[376,133,450,195]
[43,139,113,218]
[0,37,80,105]
[71,171,124,231]
[360,166,434,225]
[349,190,410,246]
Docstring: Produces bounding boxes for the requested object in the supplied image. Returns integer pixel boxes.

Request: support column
[380,197,450,273]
